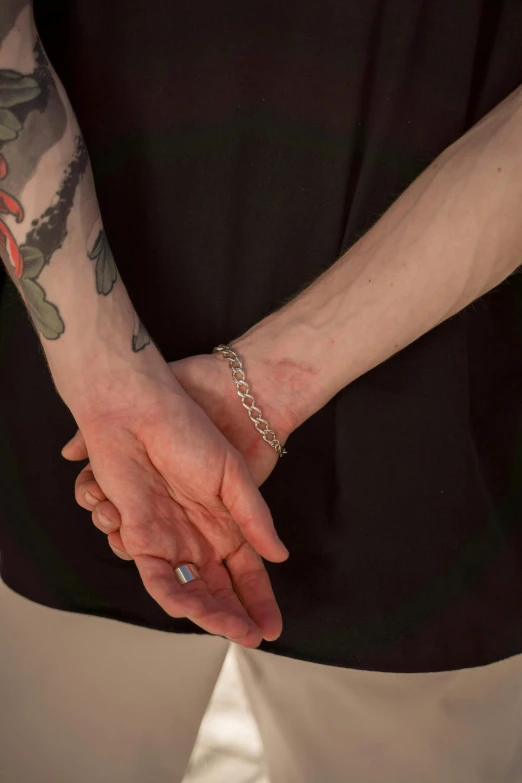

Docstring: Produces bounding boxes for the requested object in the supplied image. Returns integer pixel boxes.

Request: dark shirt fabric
[1,0,522,672]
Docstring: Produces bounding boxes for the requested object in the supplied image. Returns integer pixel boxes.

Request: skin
[5,3,522,649]
[65,81,522,651]
[0,4,289,649]
[63,354,290,647]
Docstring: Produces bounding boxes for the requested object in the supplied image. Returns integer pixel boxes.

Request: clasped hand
[61,354,290,649]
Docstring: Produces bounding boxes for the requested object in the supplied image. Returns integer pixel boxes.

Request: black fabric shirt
[1,0,522,672]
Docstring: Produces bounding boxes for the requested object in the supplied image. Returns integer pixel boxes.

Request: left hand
[62,352,293,639]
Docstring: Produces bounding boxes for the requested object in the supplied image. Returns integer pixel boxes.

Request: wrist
[230,322,325,435]
[211,340,296,441]
[48,337,180,424]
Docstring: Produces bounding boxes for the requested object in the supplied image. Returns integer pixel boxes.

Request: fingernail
[97,512,113,529]
[109,541,133,560]
[85,491,99,507]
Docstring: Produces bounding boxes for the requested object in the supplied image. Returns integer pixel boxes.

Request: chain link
[212,344,288,458]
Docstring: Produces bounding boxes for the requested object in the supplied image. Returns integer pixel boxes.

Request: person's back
[1,1,522,780]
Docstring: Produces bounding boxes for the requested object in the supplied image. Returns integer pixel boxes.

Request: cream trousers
[1,578,522,783]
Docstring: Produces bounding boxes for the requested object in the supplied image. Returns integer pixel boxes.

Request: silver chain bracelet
[212,344,288,458]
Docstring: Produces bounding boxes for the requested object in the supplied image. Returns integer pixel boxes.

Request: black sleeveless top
[1,0,522,672]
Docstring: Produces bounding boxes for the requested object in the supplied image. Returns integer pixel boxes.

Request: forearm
[234,82,522,432]
[0,3,173,418]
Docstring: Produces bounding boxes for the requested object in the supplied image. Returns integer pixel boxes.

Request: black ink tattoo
[25,134,89,263]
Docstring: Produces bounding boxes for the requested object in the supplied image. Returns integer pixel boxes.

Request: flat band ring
[174,563,201,585]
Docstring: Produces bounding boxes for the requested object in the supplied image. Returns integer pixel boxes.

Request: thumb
[222,454,290,563]
[61,428,89,461]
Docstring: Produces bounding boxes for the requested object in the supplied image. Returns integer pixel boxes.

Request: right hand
[63,361,290,648]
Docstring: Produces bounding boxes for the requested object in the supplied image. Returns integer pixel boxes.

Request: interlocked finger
[75,462,106,511]
[92,500,121,534]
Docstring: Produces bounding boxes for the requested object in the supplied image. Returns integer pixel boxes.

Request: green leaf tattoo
[132,321,151,353]
[88,229,118,295]
[0,70,40,108]
[20,277,64,340]
[0,108,22,141]
[20,244,45,279]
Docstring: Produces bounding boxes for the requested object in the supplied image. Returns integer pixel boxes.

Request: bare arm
[0,2,289,646]
[233,83,522,432]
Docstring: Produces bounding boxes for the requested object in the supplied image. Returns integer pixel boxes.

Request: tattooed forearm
[0,13,83,338]
[18,135,89,338]
[0,39,66,231]
[0,69,39,276]
[0,69,87,337]
[25,134,89,261]
[0,4,151,360]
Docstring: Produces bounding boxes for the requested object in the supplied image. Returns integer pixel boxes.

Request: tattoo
[0,14,147,353]
[0,69,40,277]
[87,228,118,295]
[132,321,151,353]
[18,135,88,339]
[25,134,89,262]
[85,220,148,352]
[2,132,88,340]
[2,41,67,197]
[0,33,87,339]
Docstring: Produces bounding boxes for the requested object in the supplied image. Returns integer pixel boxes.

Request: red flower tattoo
[0,152,24,277]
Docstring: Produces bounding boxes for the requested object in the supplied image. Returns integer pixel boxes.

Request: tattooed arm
[0,3,289,646]
[0,1,152,397]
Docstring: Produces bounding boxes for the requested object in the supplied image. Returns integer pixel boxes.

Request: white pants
[1,578,522,783]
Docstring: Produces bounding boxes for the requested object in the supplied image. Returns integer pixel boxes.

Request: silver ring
[174,563,201,585]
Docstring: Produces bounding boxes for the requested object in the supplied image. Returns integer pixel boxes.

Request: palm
[72,373,289,646]
[89,405,236,559]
